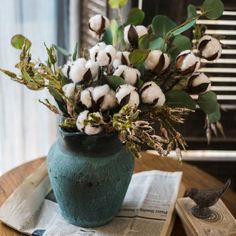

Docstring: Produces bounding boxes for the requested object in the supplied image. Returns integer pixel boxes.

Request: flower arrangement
[0,0,224,159]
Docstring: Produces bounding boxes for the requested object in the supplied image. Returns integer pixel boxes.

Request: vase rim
[59,128,117,138]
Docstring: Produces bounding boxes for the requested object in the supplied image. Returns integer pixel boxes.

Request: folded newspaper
[0,161,183,236]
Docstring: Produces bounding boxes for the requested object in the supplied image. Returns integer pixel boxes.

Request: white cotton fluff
[80,87,94,109]
[187,73,211,94]
[89,42,106,61]
[92,84,110,102]
[140,81,165,107]
[124,25,148,45]
[70,62,88,83]
[62,83,76,98]
[88,15,110,35]
[135,25,148,38]
[92,84,117,110]
[76,110,103,135]
[96,45,116,66]
[144,50,170,74]
[85,60,99,78]
[62,61,73,78]
[115,84,140,107]
[176,50,200,75]
[113,51,130,68]
[198,35,222,61]
[145,50,162,70]
[76,110,89,132]
[113,65,140,86]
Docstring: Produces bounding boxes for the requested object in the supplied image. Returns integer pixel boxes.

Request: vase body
[47,130,134,227]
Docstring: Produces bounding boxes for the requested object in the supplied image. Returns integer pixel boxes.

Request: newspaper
[0,161,183,236]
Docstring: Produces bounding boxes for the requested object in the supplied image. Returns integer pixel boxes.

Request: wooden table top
[1,152,236,236]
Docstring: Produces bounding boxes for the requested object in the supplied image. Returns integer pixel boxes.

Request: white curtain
[0,0,58,174]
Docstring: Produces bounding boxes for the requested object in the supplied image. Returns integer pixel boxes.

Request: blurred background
[0,0,235,190]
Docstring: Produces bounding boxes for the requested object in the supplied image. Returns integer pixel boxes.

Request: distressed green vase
[47,129,134,228]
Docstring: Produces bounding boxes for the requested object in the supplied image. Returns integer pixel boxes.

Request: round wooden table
[1,152,236,236]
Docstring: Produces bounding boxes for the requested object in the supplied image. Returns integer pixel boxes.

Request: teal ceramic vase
[47,129,134,228]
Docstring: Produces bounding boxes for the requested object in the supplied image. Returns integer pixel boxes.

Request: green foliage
[103,20,119,46]
[126,8,145,25]
[102,28,113,45]
[105,75,125,90]
[168,18,197,37]
[165,90,196,110]
[187,4,197,19]
[151,15,176,37]
[108,0,128,9]
[53,44,71,57]
[149,37,165,50]
[129,49,150,66]
[72,42,79,61]
[197,91,221,122]
[138,34,149,49]
[201,0,224,20]
[169,35,192,60]
[11,34,31,50]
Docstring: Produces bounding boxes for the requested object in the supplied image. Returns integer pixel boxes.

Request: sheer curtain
[0,0,58,174]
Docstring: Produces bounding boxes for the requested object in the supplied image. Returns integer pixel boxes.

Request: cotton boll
[89,42,106,61]
[163,53,171,71]
[116,84,140,107]
[124,24,147,46]
[187,73,211,94]
[76,110,89,132]
[113,65,140,86]
[88,15,110,37]
[92,84,110,102]
[113,51,130,68]
[144,50,170,74]
[76,110,103,135]
[198,35,222,61]
[62,61,73,78]
[140,81,165,107]
[80,87,94,109]
[105,45,116,61]
[69,63,88,83]
[86,60,99,78]
[96,51,111,66]
[92,85,117,110]
[62,83,76,98]
[176,50,200,75]
[135,25,148,38]
[100,90,117,111]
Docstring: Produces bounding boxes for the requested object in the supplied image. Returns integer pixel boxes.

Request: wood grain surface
[0,153,236,236]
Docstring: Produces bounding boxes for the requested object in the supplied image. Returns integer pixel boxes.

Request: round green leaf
[197,91,218,114]
[127,8,145,25]
[11,34,31,50]
[138,34,149,49]
[105,75,125,90]
[165,90,196,110]
[187,4,197,19]
[129,49,150,66]
[151,15,176,37]
[149,37,165,50]
[201,0,224,20]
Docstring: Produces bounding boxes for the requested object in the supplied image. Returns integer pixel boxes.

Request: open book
[0,161,184,236]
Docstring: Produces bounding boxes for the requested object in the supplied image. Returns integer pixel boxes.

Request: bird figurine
[185,179,231,219]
